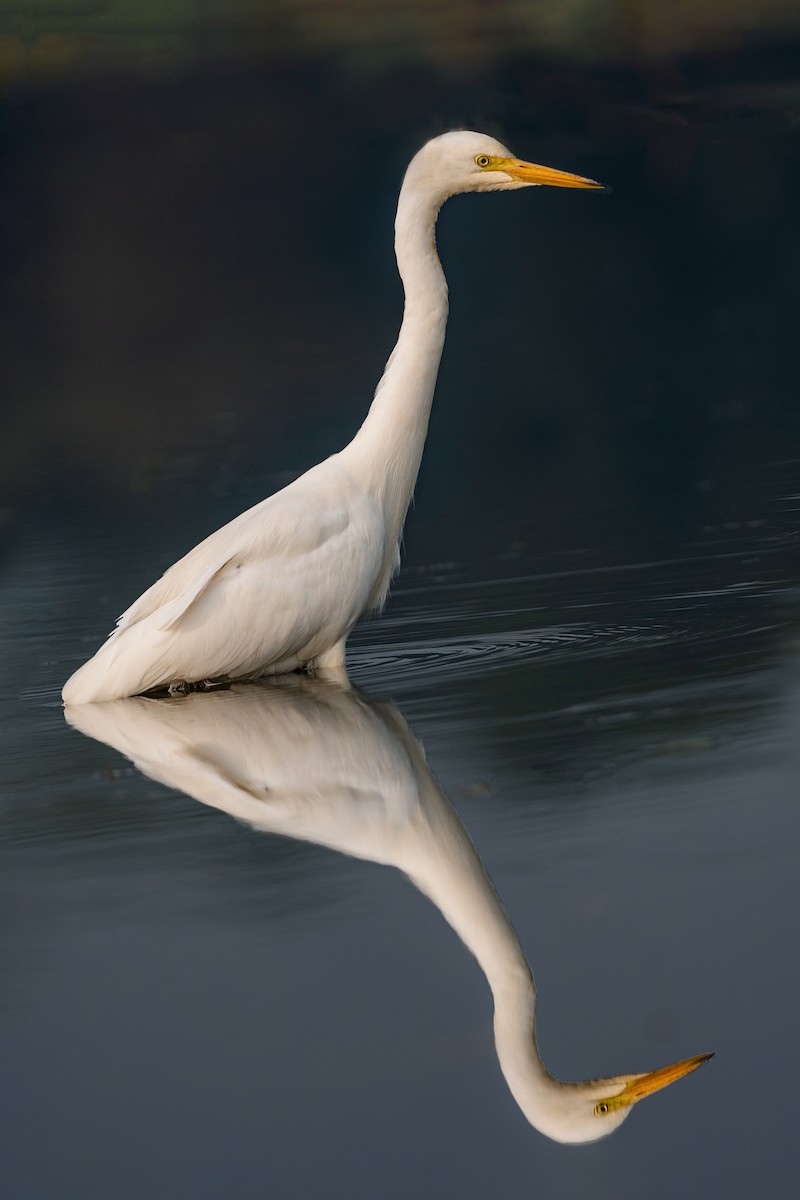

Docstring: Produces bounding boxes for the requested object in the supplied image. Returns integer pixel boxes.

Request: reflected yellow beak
[497,158,603,189]
[603,1052,714,1112]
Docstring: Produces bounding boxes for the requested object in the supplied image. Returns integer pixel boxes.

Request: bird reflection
[65,678,711,1144]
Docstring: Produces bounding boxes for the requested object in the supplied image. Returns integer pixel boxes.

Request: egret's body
[66,679,711,1143]
[63,132,601,704]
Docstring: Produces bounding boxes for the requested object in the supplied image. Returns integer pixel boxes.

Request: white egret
[65,680,712,1143]
[62,131,601,704]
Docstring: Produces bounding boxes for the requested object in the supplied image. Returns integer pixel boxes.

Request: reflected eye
[594,1102,610,1116]
[475,155,491,168]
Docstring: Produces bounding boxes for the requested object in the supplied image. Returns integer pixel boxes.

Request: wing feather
[113,466,353,638]
[64,459,386,701]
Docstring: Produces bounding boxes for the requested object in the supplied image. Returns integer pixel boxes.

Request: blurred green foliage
[2,0,800,82]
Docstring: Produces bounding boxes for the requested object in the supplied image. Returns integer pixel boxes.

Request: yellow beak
[498,158,603,189]
[611,1052,715,1109]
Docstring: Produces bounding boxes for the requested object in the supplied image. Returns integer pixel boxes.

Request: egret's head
[406,130,603,203]
[529,1052,714,1145]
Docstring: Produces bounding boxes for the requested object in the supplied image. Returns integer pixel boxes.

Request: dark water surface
[3,60,800,1200]
[3,446,800,1198]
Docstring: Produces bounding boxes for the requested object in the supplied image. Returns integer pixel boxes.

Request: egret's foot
[313,641,347,672]
[161,678,230,697]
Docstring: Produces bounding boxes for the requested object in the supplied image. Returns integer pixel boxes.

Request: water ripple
[349,621,674,688]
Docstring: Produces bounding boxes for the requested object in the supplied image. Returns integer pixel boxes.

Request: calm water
[3,65,800,1199]
[3,448,799,1198]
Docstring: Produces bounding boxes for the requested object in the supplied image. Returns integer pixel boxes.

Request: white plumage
[63,131,602,704]
[67,464,385,701]
[65,679,712,1142]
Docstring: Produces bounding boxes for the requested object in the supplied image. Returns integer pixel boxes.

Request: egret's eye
[475,155,491,168]
[594,1102,610,1116]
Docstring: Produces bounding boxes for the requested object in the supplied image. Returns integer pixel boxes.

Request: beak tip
[622,1049,716,1104]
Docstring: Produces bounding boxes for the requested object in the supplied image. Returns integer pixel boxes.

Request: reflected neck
[400,797,554,1098]
[397,782,566,1128]
[412,847,573,1126]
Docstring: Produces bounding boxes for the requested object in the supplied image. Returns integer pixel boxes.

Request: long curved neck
[405,823,579,1137]
[376,712,570,1132]
[403,818,557,1112]
[342,179,449,537]
[381,724,559,1120]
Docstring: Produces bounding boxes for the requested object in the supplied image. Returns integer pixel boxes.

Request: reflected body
[62,132,600,704]
[66,680,711,1143]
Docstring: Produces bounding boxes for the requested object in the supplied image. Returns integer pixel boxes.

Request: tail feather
[62,625,174,703]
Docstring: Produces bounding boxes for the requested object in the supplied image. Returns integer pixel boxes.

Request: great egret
[65,680,712,1143]
[62,131,601,704]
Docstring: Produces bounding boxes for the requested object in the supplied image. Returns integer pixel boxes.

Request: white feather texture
[65,679,710,1142]
[63,131,591,703]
